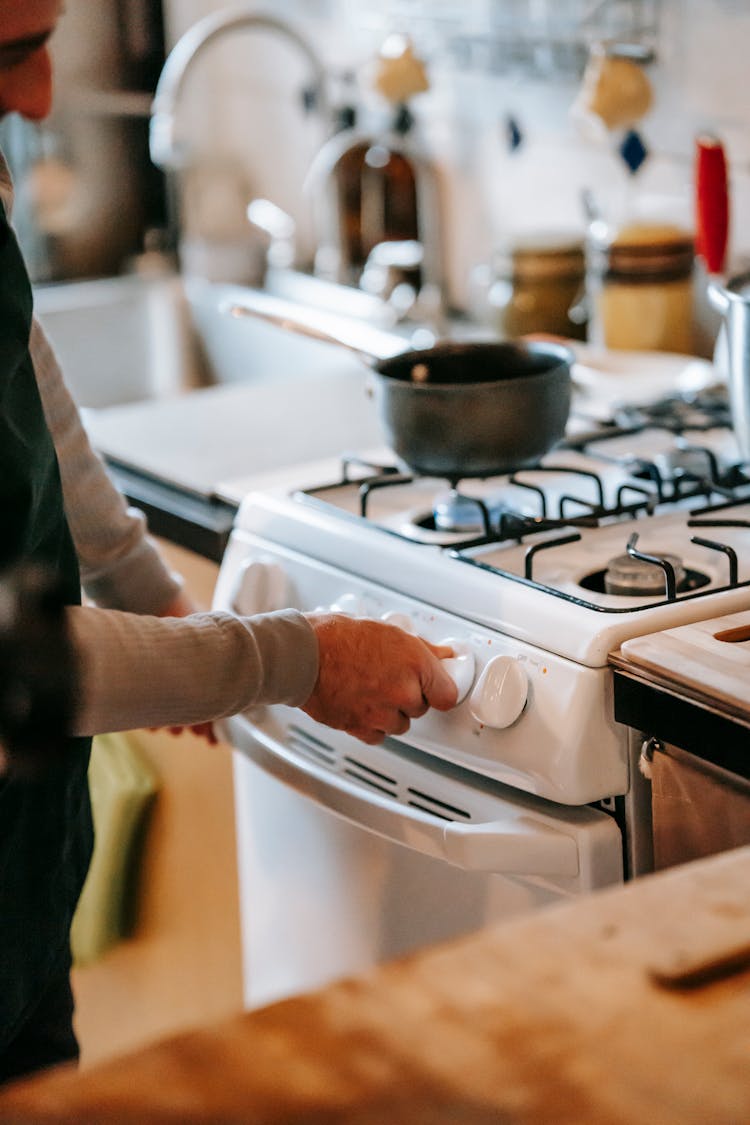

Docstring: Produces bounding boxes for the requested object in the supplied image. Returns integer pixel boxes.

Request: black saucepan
[227,296,573,480]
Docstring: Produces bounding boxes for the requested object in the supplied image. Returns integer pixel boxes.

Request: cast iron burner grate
[608,385,732,433]
[455,501,750,612]
[297,454,750,611]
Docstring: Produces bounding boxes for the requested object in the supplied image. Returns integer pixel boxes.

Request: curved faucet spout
[150,5,330,171]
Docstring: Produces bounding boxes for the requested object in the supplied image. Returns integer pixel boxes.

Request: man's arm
[68,605,456,745]
[67,605,318,735]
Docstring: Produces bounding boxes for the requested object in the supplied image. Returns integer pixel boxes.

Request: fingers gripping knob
[381,611,416,632]
[330,593,368,616]
[469,655,528,729]
[232,558,288,616]
[438,638,476,704]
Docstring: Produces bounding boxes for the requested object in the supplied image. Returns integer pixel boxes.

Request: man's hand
[301,614,458,745]
[158,590,201,619]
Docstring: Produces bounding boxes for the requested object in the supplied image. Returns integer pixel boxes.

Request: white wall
[161,0,750,309]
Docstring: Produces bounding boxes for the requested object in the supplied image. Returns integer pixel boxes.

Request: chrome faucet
[150,5,330,172]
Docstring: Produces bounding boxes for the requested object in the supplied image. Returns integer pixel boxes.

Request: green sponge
[71,732,160,966]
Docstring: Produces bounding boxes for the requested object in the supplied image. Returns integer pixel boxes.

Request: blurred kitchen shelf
[342,0,662,75]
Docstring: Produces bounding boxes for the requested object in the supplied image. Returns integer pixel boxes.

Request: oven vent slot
[343,756,398,799]
[407,787,471,823]
[285,725,474,823]
[288,725,337,769]
[342,769,397,797]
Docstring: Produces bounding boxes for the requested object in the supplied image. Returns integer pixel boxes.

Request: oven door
[223,709,623,1008]
[223,709,623,891]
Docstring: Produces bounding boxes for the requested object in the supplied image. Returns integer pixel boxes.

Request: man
[0,1,457,1082]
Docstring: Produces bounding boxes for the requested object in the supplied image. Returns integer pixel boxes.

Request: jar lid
[494,232,585,281]
[611,221,692,247]
[592,221,694,279]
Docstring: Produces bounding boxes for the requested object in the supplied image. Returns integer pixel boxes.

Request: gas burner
[603,550,686,596]
[611,385,731,433]
[433,490,491,534]
[577,533,712,601]
[580,426,742,500]
[646,443,719,486]
[292,441,750,611]
[580,562,712,599]
[430,488,539,535]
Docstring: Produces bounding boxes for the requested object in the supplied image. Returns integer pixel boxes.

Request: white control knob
[330,592,367,616]
[438,638,476,704]
[381,611,416,633]
[469,655,528,729]
[232,558,288,616]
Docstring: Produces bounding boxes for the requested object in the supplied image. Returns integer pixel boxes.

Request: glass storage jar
[488,233,587,341]
[586,221,695,352]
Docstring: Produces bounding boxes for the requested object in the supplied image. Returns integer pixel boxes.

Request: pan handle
[221,290,408,365]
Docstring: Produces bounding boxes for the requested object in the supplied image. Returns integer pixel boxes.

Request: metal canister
[587,221,695,352]
[709,270,750,461]
[488,233,587,341]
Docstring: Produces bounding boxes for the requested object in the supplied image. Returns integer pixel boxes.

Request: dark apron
[0,198,93,1052]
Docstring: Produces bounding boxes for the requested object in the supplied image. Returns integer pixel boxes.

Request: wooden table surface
[1,847,749,1124]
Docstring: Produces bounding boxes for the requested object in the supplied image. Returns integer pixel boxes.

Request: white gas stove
[213,372,750,1008]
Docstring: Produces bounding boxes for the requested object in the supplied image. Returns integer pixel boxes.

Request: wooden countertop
[611,644,750,783]
[614,608,750,725]
[1,847,749,1124]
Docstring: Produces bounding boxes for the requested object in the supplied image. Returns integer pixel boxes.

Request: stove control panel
[231,557,288,616]
[214,531,628,805]
[437,639,475,704]
[469,655,528,729]
[380,610,416,632]
[377,617,476,702]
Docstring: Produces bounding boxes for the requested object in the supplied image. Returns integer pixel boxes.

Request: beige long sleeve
[68,606,319,736]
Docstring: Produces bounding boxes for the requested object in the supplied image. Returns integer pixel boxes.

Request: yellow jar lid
[612,221,693,250]
[494,231,585,281]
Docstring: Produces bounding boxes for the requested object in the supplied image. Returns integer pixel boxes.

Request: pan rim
[374,339,574,388]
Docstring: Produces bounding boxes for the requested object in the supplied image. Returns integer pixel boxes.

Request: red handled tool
[695,133,730,275]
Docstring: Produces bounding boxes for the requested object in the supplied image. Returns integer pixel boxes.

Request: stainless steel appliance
[710,271,750,461]
[213,364,750,1009]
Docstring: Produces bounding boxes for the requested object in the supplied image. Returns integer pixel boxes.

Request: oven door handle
[442,818,579,876]
[225,719,581,878]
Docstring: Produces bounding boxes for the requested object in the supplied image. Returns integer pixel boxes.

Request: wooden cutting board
[619,608,750,719]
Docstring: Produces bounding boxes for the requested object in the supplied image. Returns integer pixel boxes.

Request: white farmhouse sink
[32,270,385,410]
[183,276,367,388]
[33,274,207,409]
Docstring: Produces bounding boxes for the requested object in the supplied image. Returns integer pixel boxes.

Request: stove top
[230,381,750,666]
[296,409,750,596]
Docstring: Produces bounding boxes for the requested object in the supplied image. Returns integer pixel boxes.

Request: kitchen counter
[1,846,749,1123]
[85,366,382,561]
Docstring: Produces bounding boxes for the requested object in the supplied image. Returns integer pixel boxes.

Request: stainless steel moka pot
[710,272,750,462]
